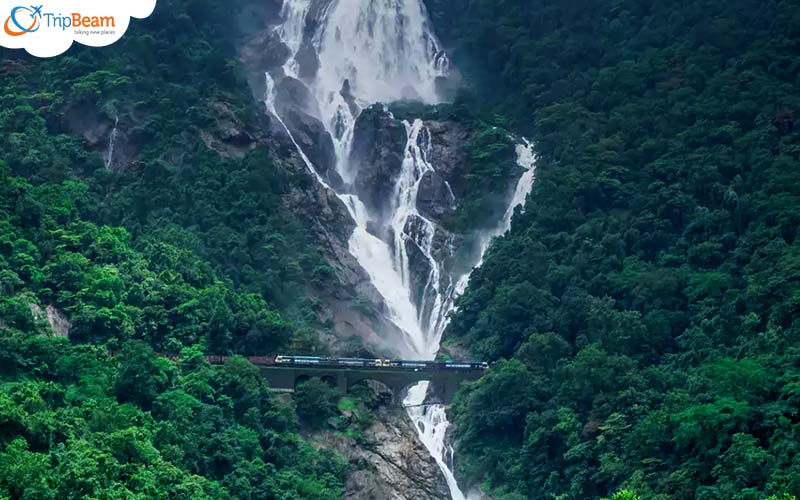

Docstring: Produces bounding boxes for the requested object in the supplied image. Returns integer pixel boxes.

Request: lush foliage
[0,163,299,354]
[427,0,800,498]
[294,378,341,429]
[0,0,329,345]
[0,333,347,499]
[0,0,352,497]
[0,158,348,497]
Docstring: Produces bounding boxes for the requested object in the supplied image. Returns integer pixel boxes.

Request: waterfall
[405,140,535,500]
[266,1,535,498]
[104,116,119,169]
[264,72,332,187]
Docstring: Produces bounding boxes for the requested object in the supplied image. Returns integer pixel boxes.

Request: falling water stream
[266,1,536,498]
[104,116,119,169]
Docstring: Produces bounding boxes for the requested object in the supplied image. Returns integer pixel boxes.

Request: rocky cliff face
[315,385,450,500]
[416,170,456,220]
[273,76,342,188]
[342,408,450,500]
[234,4,504,357]
[425,120,470,204]
[63,102,140,171]
[233,18,417,356]
[28,303,71,338]
[350,105,407,219]
[268,126,409,357]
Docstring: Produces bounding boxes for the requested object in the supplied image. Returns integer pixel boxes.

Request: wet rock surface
[350,105,408,217]
[295,41,320,81]
[317,393,450,500]
[235,25,419,356]
[273,77,341,187]
[239,28,291,99]
[199,101,263,158]
[275,142,404,355]
[402,215,434,308]
[417,170,456,220]
[426,120,470,199]
[28,304,71,338]
[63,102,140,171]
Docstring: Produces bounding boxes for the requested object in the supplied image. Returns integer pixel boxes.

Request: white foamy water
[104,116,119,169]
[266,2,535,498]
[405,140,536,500]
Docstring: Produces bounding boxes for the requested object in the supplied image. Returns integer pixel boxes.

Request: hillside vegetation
[0,0,348,497]
[0,334,346,499]
[424,0,800,498]
[1,0,327,351]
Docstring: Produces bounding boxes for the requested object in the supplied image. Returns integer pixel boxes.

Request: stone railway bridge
[257,365,482,405]
[186,355,486,405]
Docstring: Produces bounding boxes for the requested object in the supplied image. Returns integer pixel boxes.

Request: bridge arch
[256,363,483,406]
[345,374,435,404]
[294,374,311,388]
[347,378,396,405]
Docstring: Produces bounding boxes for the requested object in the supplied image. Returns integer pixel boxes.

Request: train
[274,355,488,371]
[150,354,488,371]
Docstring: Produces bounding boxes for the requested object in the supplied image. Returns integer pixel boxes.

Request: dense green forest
[0,0,329,349]
[0,164,297,353]
[4,0,800,497]
[0,333,347,499]
[0,0,351,497]
[423,0,800,498]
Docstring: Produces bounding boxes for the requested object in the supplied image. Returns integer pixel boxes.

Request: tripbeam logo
[4,5,42,36]
[0,0,156,57]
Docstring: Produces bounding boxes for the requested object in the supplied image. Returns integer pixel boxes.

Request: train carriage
[246,356,275,365]
[337,358,368,367]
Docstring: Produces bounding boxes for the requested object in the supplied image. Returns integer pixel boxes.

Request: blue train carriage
[444,361,489,370]
[275,355,333,366]
[398,360,428,371]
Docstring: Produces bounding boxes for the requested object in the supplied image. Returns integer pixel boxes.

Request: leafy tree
[433,0,800,498]
[294,378,341,428]
[0,331,346,500]
[114,340,171,408]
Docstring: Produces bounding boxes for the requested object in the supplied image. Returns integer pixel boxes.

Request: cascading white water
[104,116,119,169]
[274,0,449,361]
[504,139,537,228]
[405,140,536,500]
[266,2,534,498]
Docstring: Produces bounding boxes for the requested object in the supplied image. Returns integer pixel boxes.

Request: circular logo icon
[4,6,42,37]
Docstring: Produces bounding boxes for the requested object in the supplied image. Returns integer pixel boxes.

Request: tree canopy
[426,0,800,498]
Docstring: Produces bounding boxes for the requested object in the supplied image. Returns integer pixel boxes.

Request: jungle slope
[0,0,382,497]
[0,0,409,358]
[424,0,800,499]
